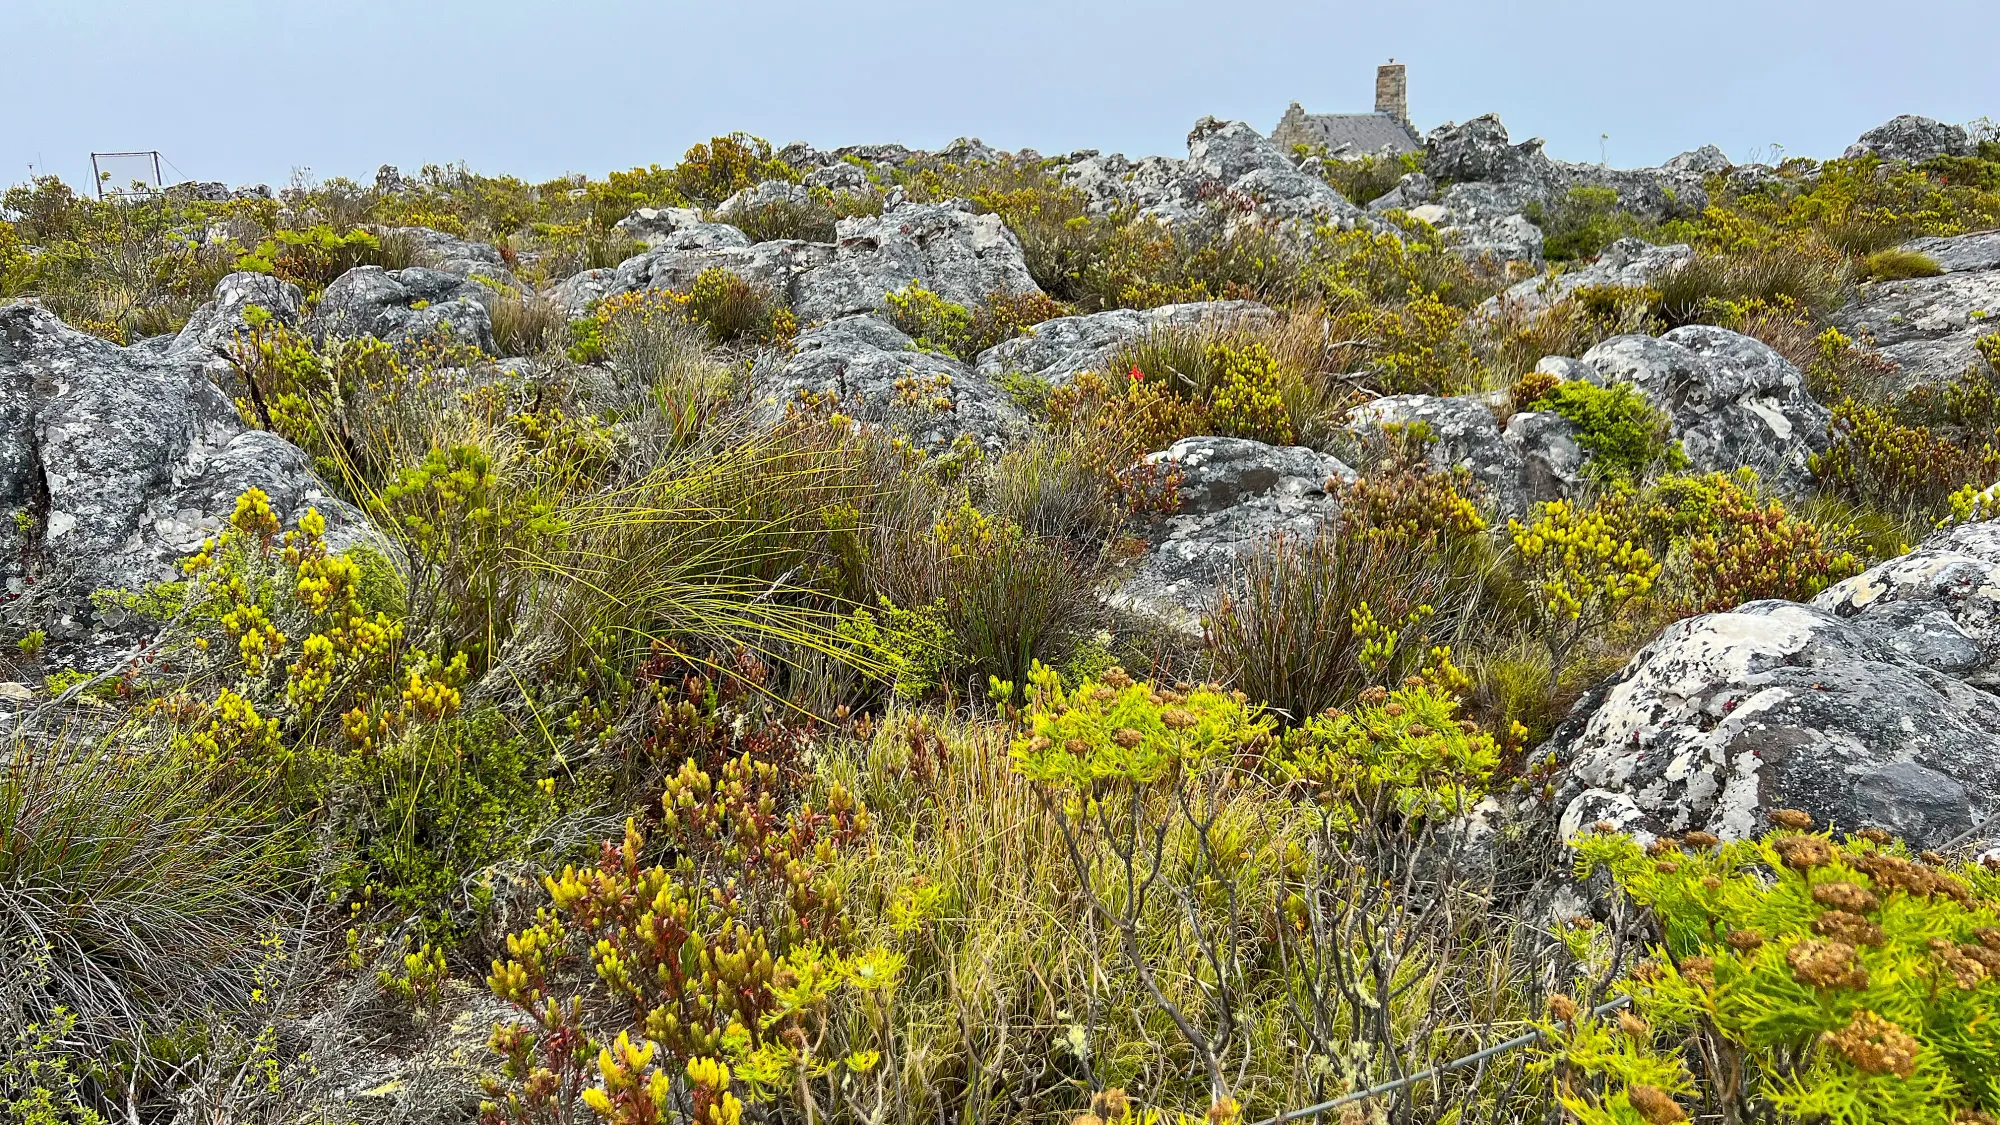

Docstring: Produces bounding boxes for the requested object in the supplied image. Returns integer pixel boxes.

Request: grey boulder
[1487,238,1694,317]
[1812,518,2000,684]
[971,300,1277,388]
[1108,436,1356,632]
[1570,326,1831,494]
[1843,115,1976,164]
[1344,393,1583,518]
[1835,230,2000,389]
[309,266,496,354]
[1545,599,2000,851]
[791,202,1042,324]
[0,303,373,651]
[753,315,1022,454]
[165,272,306,397]
[374,226,525,291]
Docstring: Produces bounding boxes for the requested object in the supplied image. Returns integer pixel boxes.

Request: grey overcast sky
[6,0,1996,193]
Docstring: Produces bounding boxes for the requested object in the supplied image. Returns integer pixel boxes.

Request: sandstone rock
[374,226,524,290]
[970,300,1277,388]
[1835,230,2000,389]
[1572,326,1830,495]
[586,240,833,314]
[791,202,1042,325]
[310,266,496,353]
[613,207,709,249]
[0,303,372,651]
[1811,518,2000,684]
[543,268,621,317]
[1109,436,1355,631]
[1843,115,1976,163]
[803,162,871,192]
[753,315,1022,454]
[714,180,816,223]
[1488,238,1694,317]
[1344,393,1582,517]
[166,272,306,396]
[1366,172,1438,213]
[1546,599,2000,851]
[1661,144,1733,177]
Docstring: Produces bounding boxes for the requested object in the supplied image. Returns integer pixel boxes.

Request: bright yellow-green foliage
[1639,472,1863,612]
[1203,340,1294,442]
[1862,248,1945,281]
[1011,664,1274,794]
[0,1004,107,1125]
[234,225,384,293]
[1332,289,1483,395]
[1531,380,1685,483]
[1511,500,1660,667]
[1553,823,2000,1125]
[885,281,974,358]
[1273,677,1499,820]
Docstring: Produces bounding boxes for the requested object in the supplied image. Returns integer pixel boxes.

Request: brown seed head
[1090,1089,1131,1121]
[1702,876,1722,890]
[1821,1010,1919,1077]
[1091,687,1118,703]
[1065,738,1092,755]
[1812,882,1881,913]
[1112,728,1145,749]
[1683,831,1720,849]
[1813,911,1886,947]
[1680,956,1716,986]
[1856,827,1892,845]
[1102,667,1134,689]
[1788,939,1869,990]
[1930,939,1992,990]
[1593,820,1619,834]
[1625,1085,1687,1125]
[1654,861,1682,874]
[1725,928,1765,952]
[1549,993,1578,1022]
[1768,808,1815,830]
[1028,736,1053,753]
[1773,834,1833,870]
[1617,1011,1651,1039]
[1921,849,1948,865]
[1161,708,1198,731]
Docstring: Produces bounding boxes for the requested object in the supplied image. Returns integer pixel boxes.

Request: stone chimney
[1375,62,1408,126]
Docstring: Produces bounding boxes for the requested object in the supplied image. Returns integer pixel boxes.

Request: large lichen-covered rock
[1343,393,1583,518]
[714,179,816,224]
[1570,326,1831,495]
[1811,519,2000,685]
[970,300,1276,388]
[791,202,1042,325]
[1546,599,2000,852]
[0,303,372,651]
[554,240,833,318]
[310,266,497,354]
[1107,437,1355,632]
[1843,115,1976,163]
[612,206,709,249]
[753,315,1022,454]
[1835,230,2000,389]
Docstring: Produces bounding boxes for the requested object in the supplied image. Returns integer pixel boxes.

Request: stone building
[1272,63,1421,156]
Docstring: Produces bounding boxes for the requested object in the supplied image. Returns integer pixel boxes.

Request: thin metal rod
[1250,995,1631,1125]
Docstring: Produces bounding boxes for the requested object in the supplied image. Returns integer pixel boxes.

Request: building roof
[1272,107,1421,157]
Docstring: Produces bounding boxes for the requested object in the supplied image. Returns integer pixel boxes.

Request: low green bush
[1530,379,1684,483]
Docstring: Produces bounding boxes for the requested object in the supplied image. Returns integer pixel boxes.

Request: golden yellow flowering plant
[1510,499,1661,670]
[1545,815,2000,1125]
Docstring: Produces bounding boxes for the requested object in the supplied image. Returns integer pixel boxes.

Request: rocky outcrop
[309,266,497,353]
[1843,115,1976,164]
[1487,238,1694,317]
[165,272,306,396]
[0,303,372,651]
[1546,597,2000,852]
[1344,393,1583,518]
[1835,230,2000,389]
[1108,437,1355,631]
[1567,326,1831,495]
[753,315,1022,453]
[791,202,1042,324]
[613,207,710,249]
[558,240,835,318]
[715,180,816,223]
[374,226,524,291]
[1812,519,2000,686]
[971,300,1276,387]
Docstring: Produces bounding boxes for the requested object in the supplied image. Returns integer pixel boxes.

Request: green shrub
[1862,247,1944,281]
[1302,149,1424,207]
[1526,186,1658,262]
[668,133,799,206]
[1204,525,1452,724]
[487,287,565,356]
[1653,244,1851,327]
[235,224,385,293]
[1530,380,1684,483]
[885,282,1068,361]
[727,196,837,243]
[1554,815,2000,1125]
[1509,499,1661,670]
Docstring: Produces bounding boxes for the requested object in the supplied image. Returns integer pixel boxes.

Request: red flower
[1129,365,1144,382]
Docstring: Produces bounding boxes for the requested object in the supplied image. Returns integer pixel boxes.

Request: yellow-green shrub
[1551,818,2000,1125]
[1509,499,1660,669]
